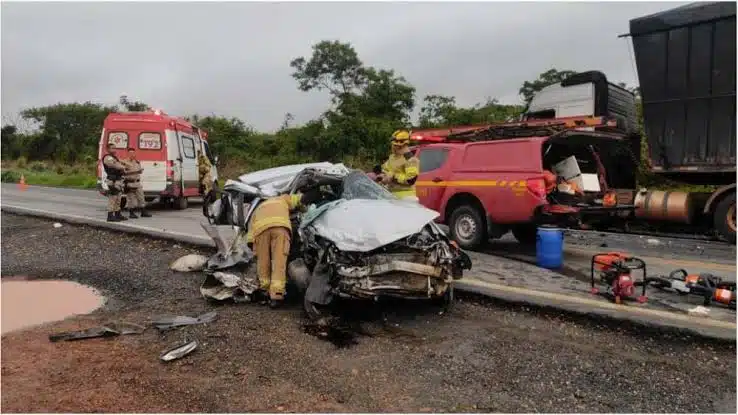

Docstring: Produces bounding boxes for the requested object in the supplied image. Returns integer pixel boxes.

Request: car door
[416,146,452,212]
[178,133,199,193]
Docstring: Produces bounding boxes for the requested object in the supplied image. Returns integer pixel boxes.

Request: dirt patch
[1,213,736,413]
[2,279,104,335]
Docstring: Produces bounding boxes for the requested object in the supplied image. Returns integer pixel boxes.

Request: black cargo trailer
[628,2,736,243]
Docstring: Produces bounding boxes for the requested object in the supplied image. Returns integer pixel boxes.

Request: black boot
[139,208,152,218]
[128,209,139,219]
[107,212,122,222]
[269,298,284,309]
[115,211,128,221]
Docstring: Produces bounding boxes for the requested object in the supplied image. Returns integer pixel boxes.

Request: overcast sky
[1,1,686,131]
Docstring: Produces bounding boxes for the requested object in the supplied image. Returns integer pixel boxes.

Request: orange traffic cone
[17,174,27,191]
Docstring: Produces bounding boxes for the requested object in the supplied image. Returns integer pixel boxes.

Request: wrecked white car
[202,163,472,318]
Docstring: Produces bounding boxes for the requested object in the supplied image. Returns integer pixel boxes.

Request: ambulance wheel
[714,192,736,244]
[174,196,188,210]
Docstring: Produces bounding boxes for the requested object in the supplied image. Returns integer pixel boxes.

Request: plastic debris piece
[49,326,120,342]
[688,305,710,317]
[106,321,147,335]
[160,340,199,362]
[53,223,62,228]
[151,311,218,331]
[169,254,209,272]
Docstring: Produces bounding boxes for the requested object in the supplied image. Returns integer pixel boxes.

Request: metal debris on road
[48,321,146,342]
[151,311,218,331]
[53,222,62,228]
[160,339,199,362]
[49,326,121,342]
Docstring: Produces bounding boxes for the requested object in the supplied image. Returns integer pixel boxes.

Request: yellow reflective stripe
[415,180,528,187]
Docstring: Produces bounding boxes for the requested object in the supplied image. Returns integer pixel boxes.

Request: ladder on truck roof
[411,115,621,143]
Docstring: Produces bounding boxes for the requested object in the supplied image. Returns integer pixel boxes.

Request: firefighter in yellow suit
[246,190,318,307]
[379,129,420,199]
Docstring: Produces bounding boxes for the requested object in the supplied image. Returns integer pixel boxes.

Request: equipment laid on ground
[590,252,648,304]
[648,269,736,309]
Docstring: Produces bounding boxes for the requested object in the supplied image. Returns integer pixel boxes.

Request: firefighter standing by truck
[378,129,420,200]
[197,150,213,198]
[122,148,152,219]
[246,189,320,308]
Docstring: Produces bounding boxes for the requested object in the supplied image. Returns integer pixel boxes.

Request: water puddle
[1,279,105,335]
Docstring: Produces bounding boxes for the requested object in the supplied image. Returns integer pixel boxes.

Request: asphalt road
[1,214,735,413]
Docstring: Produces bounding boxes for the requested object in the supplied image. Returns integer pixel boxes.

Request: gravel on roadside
[1,213,736,413]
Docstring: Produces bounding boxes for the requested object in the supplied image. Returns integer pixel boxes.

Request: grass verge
[1,161,97,189]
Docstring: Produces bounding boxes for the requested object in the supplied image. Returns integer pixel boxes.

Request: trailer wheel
[449,205,487,250]
[174,196,188,210]
[714,193,736,244]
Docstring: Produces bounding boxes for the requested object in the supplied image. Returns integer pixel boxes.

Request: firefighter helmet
[391,129,411,147]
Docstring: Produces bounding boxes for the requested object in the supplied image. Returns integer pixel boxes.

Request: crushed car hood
[301,198,440,252]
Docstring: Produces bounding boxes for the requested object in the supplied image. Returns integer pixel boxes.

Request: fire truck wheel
[511,224,537,245]
[174,196,188,210]
[449,205,487,250]
[714,192,736,244]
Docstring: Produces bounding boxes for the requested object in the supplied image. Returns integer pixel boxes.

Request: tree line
[1,40,639,174]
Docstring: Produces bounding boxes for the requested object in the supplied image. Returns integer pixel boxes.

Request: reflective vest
[381,151,420,199]
[246,194,302,243]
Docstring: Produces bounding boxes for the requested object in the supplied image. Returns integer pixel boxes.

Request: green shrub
[28,161,48,172]
[55,165,65,175]
[1,170,21,183]
[16,156,28,169]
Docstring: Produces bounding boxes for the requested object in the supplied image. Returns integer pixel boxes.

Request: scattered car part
[170,254,209,272]
[105,321,147,335]
[151,311,217,331]
[160,339,199,362]
[590,252,648,304]
[49,326,121,342]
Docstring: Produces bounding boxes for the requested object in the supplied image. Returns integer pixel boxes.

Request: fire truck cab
[97,110,218,210]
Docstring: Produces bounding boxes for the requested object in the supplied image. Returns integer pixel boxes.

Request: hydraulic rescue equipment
[649,269,736,309]
[590,252,648,304]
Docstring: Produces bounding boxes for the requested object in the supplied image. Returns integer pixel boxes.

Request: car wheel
[512,224,538,245]
[174,196,188,210]
[449,205,487,250]
[714,193,736,244]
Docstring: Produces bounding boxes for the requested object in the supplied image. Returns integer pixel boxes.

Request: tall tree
[119,95,150,112]
[20,102,116,162]
[290,40,367,104]
[519,68,578,104]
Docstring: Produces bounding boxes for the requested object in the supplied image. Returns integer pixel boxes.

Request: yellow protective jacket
[246,194,302,244]
[197,154,212,178]
[381,151,420,198]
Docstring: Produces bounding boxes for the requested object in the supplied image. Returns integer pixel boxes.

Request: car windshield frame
[340,170,395,201]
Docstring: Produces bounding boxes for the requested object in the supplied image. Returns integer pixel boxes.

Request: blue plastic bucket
[536,226,564,269]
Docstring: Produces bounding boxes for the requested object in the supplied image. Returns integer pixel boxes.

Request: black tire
[512,224,538,245]
[174,196,188,210]
[713,193,736,244]
[448,205,487,250]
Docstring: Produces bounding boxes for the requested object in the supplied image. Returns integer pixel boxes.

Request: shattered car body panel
[203,163,472,310]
